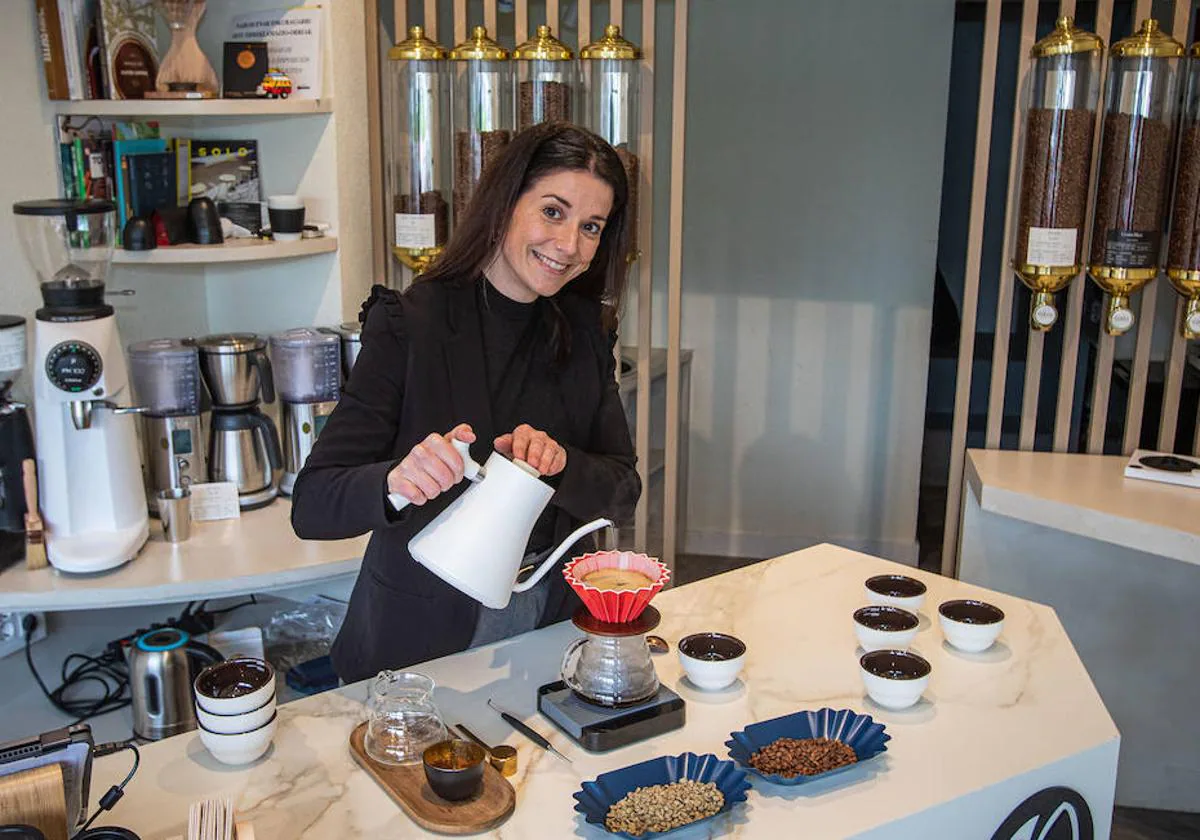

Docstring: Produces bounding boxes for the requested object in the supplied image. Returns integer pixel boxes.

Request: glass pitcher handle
[560,637,587,694]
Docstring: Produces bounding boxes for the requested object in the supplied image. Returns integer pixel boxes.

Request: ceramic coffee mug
[267,195,305,242]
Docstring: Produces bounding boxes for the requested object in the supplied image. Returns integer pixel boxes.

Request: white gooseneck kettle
[390,440,612,609]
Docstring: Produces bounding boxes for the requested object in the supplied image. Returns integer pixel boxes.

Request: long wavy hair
[419,122,631,359]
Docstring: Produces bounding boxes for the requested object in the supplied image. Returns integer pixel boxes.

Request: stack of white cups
[193,658,278,765]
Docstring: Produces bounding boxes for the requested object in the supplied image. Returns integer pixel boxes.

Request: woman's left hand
[494,424,568,476]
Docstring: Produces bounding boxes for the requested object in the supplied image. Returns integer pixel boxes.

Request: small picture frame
[222,41,268,98]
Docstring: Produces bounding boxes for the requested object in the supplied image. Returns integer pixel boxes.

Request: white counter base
[960,448,1199,811]
[89,544,1117,839]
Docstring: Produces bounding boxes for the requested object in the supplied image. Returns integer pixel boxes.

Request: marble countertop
[966,449,1200,566]
[91,543,1117,839]
[0,501,366,612]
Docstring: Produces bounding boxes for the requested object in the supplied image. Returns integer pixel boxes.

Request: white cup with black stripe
[267,194,306,242]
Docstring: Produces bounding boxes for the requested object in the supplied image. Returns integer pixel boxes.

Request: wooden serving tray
[349,721,516,835]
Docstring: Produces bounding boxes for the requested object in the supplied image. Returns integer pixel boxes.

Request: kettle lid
[135,627,190,652]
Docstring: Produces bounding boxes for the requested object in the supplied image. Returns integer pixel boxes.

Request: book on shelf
[34,0,70,99]
[190,140,263,234]
[113,137,168,235]
[127,152,176,219]
[97,0,159,99]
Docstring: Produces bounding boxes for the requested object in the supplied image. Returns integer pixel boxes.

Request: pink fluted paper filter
[563,550,670,623]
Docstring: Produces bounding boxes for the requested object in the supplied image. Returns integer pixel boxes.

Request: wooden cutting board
[349,721,515,835]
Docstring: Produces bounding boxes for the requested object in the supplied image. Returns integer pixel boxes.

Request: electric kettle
[398,441,613,609]
[128,628,223,741]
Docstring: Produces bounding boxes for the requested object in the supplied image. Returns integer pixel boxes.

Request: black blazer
[290,278,640,683]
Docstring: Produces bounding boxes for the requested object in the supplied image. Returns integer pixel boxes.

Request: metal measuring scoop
[454,723,518,777]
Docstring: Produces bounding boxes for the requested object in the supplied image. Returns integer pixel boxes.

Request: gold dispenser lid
[388,25,448,61]
[1031,16,1103,58]
[451,25,509,61]
[1188,41,1200,58]
[1111,19,1183,59]
[513,24,573,61]
[580,24,641,61]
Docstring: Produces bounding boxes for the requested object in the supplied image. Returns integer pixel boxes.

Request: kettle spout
[512,518,614,593]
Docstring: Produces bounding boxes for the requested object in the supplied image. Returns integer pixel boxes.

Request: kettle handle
[512,517,613,594]
[387,438,479,512]
[249,412,283,470]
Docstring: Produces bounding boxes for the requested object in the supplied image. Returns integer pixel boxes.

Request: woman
[291,123,642,684]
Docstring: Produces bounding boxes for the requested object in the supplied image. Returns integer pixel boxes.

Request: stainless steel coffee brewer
[327,322,361,380]
[195,334,282,509]
[127,339,208,513]
[270,328,341,496]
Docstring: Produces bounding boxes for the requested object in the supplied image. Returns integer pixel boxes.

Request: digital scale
[537,681,685,753]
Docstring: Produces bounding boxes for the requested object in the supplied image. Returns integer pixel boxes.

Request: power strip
[0,611,46,659]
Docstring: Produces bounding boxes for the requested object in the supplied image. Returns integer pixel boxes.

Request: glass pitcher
[561,631,659,707]
[364,670,447,765]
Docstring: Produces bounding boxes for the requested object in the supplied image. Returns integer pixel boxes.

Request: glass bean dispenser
[1088,19,1183,335]
[1165,41,1200,340]
[581,24,642,260]
[386,25,451,275]
[451,26,514,223]
[513,25,576,130]
[1010,17,1103,331]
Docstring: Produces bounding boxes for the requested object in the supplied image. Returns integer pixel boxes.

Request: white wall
[674,0,953,561]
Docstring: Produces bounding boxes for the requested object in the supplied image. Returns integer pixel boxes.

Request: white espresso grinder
[13,199,149,573]
[392,440,612,609]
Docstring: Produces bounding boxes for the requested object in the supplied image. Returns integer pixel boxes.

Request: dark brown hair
[419,122,631,356]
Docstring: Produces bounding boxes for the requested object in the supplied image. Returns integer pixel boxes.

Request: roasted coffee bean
[604,779,724,836]
[1016,107,1095,266]
[453,129,513,221]
[519,80,571,130]
[1090,113,1172,267]
[1168,120,1200,270]
[748,736,858,778]
[615,145,639,255]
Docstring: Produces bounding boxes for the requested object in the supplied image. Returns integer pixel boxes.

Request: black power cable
[71,740,140,839]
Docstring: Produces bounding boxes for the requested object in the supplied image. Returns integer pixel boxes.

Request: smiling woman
[290,122,642,682]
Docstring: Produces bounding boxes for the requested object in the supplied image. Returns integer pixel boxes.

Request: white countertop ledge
[966,449,1200,566]
[0,501,366,611]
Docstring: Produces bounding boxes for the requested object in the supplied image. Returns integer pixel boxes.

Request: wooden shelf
[113,236,337,265]
[54,98,333,117]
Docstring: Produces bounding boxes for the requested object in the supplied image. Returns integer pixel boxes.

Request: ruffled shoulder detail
[358,283,404,326]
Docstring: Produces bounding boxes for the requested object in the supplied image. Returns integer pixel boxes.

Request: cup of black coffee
[267,195,305,241]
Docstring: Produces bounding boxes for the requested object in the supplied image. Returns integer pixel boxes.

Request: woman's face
[486,168,614,303]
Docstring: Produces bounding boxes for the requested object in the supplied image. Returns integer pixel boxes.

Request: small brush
[21,459,47,570]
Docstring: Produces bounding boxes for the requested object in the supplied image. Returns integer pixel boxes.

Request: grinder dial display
[45,340,102,393]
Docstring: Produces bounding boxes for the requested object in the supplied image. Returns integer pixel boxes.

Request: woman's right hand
[387,423,476,506]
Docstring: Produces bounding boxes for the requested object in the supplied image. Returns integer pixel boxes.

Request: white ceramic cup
[198,711,277,766]
[195,691,276,735]
[859,649,931,710]
[938,599,1004,653]
[677,632,746,691]
[194,657,276,716]
[853,605,920,652]
[267,194,305,241]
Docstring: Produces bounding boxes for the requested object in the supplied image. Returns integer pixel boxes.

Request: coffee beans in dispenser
[450,27,513,224]
[1165,41,1200,340]
[1010,16,1103,331]
[387,26,451,276]
[1088,19,1183,335]
[581,25,642,261]
[514,25,576,131]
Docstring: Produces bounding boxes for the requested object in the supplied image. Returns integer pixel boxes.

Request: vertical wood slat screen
[366,0,686,566]
[943,0,1199,577]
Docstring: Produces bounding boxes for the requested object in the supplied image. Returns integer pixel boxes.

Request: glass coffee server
[386,25,451,276]
[580,25,642,261]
